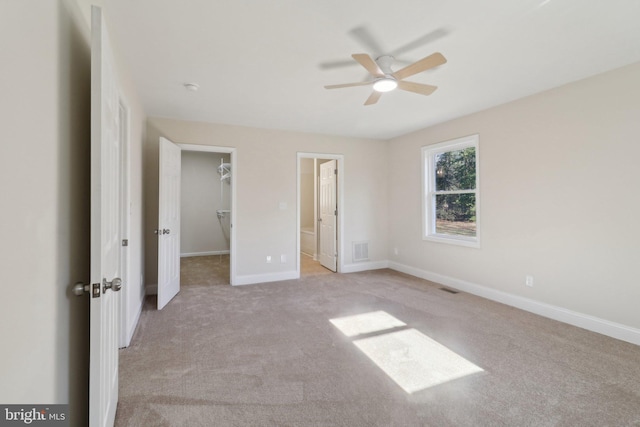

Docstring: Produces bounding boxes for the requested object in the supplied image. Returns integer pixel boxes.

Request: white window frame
[422,134,480,248]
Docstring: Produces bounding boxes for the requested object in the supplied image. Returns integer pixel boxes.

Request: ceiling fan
[324,52,447,105]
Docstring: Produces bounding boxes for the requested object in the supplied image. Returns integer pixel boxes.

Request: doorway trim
[118,97,132,348]
[178,143,237,285]
[297,152,344,276]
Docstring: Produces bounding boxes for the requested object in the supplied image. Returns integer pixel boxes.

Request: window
[422,135,479,247]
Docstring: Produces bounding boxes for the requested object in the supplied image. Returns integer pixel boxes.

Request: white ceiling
[94,0,640,140]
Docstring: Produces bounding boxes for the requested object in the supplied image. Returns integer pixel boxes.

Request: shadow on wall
[58,0,91,425]
[143,122,162,287]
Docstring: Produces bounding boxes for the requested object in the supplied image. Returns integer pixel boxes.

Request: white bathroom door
[157,137,181,309]
[319,160,337,271]
[89,6,121,426]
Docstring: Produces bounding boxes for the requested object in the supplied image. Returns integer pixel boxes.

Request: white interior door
[319,160,337,271]
[90,6,121,426]
[157,137,181,309]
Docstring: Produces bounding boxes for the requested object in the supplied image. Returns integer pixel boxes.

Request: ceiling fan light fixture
[373,77,398,92]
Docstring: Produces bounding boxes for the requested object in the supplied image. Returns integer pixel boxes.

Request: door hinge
[122,239,129,247]
[334,169,337,175]
[334,209,337,215]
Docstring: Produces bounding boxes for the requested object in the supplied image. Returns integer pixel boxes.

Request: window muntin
[423,135,479,247]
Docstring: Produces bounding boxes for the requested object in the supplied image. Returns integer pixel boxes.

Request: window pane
[435,147,476,191]
[435,193,476,237]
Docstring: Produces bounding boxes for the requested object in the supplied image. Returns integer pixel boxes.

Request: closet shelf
[217,162,231,182]
[216,209,231,219]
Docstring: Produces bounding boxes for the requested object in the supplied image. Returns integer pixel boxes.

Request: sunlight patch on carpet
[330,311,483,393]
[329,311,406,337]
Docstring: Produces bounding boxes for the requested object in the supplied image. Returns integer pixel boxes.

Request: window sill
[424,234,480,248]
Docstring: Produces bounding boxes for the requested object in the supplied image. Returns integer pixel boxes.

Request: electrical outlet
[525,275,534,287]
[280,254,287,263]
[266,256,272,263]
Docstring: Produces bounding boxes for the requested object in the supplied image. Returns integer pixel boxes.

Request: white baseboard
[234,270,299,286]
[145,283,157,295]
[181,250,230,258]
[388,261,640,346]
[235,260,389,285]
[341,260,389,273]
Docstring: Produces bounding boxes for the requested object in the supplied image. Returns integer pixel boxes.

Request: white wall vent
[352,241,370,262]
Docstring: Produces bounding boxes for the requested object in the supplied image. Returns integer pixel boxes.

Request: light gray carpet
[300,253,333,277]
[116,266,640,426]
[180,255,230,286]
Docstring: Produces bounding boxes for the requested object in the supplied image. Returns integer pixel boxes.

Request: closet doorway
[179,144,236,286]
[297,153,344,277]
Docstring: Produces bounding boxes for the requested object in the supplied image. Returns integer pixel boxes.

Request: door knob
[73,282,101,298]
[73,282,90,296]
[103,277,122,293]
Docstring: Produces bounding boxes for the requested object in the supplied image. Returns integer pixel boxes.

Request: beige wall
[145,118,389,283]
[388,62,640,330]
[300,158,315,229]
[0,0,90,422]
[181,151,231,255]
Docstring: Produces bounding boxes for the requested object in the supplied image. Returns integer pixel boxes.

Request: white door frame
[178,143,237,285]
[118,98,131,348]
[297,152,344,276]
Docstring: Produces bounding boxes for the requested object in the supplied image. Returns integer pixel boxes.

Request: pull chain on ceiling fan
[324,52,447,105]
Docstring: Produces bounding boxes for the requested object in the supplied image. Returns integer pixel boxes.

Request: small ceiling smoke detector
[184,83,200,92]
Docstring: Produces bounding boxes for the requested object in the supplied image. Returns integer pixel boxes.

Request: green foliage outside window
[434,147,476,223]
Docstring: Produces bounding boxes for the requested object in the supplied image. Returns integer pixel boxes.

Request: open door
[319,160,337,271]
[157,137,181,309]
[89,6,122,426]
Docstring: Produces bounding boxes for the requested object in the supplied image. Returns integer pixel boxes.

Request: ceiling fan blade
[392,52,447,81]
[352,54,384,77]
[319,59,361,70]
[397,81,438,96]
[389,28,450,57]
[324,81,373,90]
[364,91,382,106]
[349,26,385,57]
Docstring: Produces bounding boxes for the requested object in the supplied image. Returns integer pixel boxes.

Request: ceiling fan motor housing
[372,55,398,92]
[375,55,396,74]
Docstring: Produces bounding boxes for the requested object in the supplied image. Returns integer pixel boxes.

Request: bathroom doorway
[297,153,344,277]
